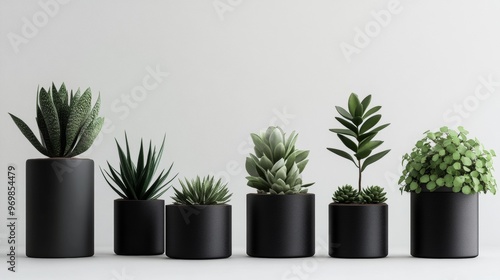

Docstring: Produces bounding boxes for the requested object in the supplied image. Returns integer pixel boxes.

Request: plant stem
[358,159,362,192]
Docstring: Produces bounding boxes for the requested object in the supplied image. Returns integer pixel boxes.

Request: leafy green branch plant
[172,176,232,205]
[399,126,497,195]
[245,126,314,194]
[328,93,390,204]
[9,83,104,157]
[101,133,177,200]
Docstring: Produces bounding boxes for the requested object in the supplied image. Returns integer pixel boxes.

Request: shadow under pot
[165,204,232,259]
[114,199,165,255]
[247,193,315,258]
[411,187,478,258]
[26,158,94,258]
[329,203,388,258]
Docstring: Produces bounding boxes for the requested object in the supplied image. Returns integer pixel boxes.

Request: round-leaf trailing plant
[9,83,104,157]
[245,126,314,194]
[172,175,232,205]
[399,126,496,195]
[101,133,178,200]
[328,93,390,203]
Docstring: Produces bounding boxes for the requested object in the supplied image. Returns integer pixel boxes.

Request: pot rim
[247,193,315,196]
[27,157,92,161]
[329,202,388,207]
[114,198,165,202]
[166,203,231,207]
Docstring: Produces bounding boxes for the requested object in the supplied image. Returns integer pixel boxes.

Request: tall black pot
[26,158,94,258]
[411,190,478,258]
[247,193,315,258]
[166,204,232,259]
[114,199,165,255]
[329,203,388,258]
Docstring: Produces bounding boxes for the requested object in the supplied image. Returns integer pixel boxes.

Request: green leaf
[68,117,104,157]
[361,149,390,172]
[348,93,361,117]
[9,113,48,156]
[367,123,390,134]
[360,95,371,114]
[335,106,353,120]
[64,88,92,155]
[335,117,358,134]
[363,106,381,119]
[338,134,357,152]
[461,156,472,166]
[327,148,358,167]
[39,87,61,156]
[420,175,430,183]
[329,128,357,138]
[358,140,383,155]
[359,114,381,134]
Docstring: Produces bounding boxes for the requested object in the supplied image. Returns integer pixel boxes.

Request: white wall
[1,0,499,252]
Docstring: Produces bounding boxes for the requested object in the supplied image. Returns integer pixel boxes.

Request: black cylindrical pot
[329,203,388,258]
[411,191,478,258]
[166,204,232,259]
[114,199,164,255]
[247,193,315,258]
[26,158,94,258]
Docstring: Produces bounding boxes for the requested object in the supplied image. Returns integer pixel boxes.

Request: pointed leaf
[361,149,391,172]
[338,134,357,152]
[9,113,48,156]
[360,114,381,134]
[348,93,361,117]
[335,106,352,120]
[327,148,358,167]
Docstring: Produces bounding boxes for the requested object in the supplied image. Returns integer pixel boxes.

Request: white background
[1,0,500,279]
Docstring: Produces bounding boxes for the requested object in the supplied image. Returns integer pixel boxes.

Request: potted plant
[166,175,232,259]
[399,126,496,258]
[245,126,315,258]
[9,83,103,258]
[101,133,177,255]
[327,93,390,258]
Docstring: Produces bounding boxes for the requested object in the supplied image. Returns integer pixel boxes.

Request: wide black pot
[411,190,478,258]
[114,199,164,255]
[26,158,94,258]
[247,193,315,258]
[166,204,232,259]
[329,203,388,258]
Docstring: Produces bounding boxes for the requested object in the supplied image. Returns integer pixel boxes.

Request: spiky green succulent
[172,176,232,205]
[245,126,314,195]
[360,186,387,204]
[332,185,360,203]
[9,83,103,158]
[332,185,387,204]
[101,133,177,200]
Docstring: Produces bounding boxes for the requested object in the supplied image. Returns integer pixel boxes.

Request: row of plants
[9,83,497,259]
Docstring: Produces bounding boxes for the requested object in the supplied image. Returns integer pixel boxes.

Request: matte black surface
[166,204,232,259]
[247,194,315,258]
[26,158,94,258]
[329,203,388,258]
[411,191,478,258]
[114,199,165,255]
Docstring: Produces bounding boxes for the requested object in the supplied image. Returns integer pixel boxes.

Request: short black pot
[114,199,165,255]
[26,158,94,258]
[166,204,232,259]
[247,193,315,258]
[411,190,478,258]
[329,203,388,258]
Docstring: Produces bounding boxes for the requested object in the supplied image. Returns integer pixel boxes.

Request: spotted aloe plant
[9,83,103,157]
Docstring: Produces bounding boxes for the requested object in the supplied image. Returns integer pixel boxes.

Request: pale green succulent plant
[245,126,314,194]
